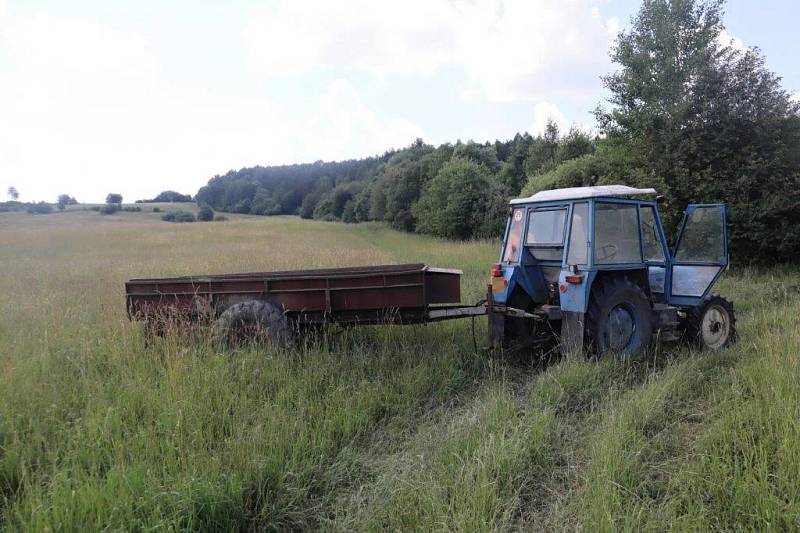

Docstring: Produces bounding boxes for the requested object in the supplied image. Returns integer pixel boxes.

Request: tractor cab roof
[510,185,657,205]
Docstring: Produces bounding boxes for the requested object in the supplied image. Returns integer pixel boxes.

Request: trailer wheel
[684,294,736,350]
[586,277,653,360]
[212,301,290,349]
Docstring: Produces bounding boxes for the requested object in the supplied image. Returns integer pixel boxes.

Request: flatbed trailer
[126,263,480,328]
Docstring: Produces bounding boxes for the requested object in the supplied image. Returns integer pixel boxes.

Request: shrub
[197,205,214,222]
[139,191,193,203]
[152,207,161,213]
[214,215,228,222]
[105,193,123,206]
[99,204,119,215]
[161,211,195,223]
[391,209,415,232]
[56,194,77,210]
[413,160,492,239]
[122,206,142,212]
[521,154,609,197]
[27,202,53,215]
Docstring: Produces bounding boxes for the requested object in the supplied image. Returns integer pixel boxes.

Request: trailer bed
[126,263,462,326]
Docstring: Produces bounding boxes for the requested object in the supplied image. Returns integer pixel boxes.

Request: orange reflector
[491,263,503,277]
[559,284,567,293]
[492,277,508,293]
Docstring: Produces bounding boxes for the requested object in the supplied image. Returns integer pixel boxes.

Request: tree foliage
[595,0,800,260]
[105,194,123,206]
[413,160,493,239]
[57,195,77,210]
[195,133,590,240]
[137,191,193,203]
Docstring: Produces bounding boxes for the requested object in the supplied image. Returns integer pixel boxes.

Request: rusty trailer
[126,263,468,329]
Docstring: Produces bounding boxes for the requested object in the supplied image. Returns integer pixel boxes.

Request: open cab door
[667,204,728,306]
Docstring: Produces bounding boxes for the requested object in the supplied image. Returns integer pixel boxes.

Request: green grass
[1,209,799,530]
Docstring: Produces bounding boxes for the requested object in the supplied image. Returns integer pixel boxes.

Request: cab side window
[594,203,641,264]
[640,206,666,262]
[567,203,589,265]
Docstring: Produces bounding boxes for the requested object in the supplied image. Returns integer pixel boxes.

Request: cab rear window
[525,208,567,261]
[525,208,567,245]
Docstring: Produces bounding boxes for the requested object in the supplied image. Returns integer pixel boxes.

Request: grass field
[1,208,799,531]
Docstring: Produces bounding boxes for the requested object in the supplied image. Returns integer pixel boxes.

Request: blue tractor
[488,185,736,358]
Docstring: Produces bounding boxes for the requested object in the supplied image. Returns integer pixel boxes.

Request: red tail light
[565,274,584,284]
[491,263,503,277]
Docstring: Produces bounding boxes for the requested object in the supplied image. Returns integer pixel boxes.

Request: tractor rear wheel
[684,294,736,350]
[212,300,290,349]
[586,277,653,360]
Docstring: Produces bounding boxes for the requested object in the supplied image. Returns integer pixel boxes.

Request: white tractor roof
[510,185,657,204]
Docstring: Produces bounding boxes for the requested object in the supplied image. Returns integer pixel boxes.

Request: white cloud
[718,29,746,53]
[529,101,569,135]
[528,101,592,136]
[243,0,616,102]
[314,79,423,160]
[0,8,422,202]
[606,16,620,37]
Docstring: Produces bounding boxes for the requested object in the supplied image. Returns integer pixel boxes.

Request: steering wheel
[597,244,618,261]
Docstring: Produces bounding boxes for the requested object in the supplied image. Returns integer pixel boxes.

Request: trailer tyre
[586,277,653,360]
[684,294,736,350]
[212,301,290,349]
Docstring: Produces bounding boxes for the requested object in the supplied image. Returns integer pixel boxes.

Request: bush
[521,154,609,197]
[152,207,161,213]
[391,209,415,232]
[122,206,141,212]
[161,211,195,223]
[413,160,492,239]
[27,202,53,215]
[99,204,118,215]
[56,194,77,210]
[105,193,123,206]
[214,215,228,222]
[197,205,214,221]
[138,191,193,203]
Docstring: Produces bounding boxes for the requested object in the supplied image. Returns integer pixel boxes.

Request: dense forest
[196,0,800,262]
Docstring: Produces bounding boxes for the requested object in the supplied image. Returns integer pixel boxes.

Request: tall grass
[1,210,799,530]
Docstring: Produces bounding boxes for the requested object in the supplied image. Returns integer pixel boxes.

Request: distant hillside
[196,130,595,239]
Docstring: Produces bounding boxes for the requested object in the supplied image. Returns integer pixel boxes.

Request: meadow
[1,207,799,531]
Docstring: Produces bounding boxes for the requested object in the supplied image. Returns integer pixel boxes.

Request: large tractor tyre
[683,294,736,350]
[212,300,290,350]
[586,277,653,360]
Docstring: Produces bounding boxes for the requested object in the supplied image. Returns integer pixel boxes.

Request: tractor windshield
[502,208,524,263]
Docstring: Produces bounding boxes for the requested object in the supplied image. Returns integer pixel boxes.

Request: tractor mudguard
[558,269,597,314]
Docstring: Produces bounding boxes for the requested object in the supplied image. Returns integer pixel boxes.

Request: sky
[0,0,797,203]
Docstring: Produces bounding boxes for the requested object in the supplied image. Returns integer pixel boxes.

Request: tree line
[193,0,798,262]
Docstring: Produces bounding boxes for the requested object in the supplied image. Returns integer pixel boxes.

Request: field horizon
[1,208,799,530]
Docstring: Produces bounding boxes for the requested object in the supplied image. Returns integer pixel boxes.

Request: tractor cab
[490,185,733,358]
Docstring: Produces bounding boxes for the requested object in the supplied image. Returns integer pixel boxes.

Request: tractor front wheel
[684,294,736,350]
[586,277,653,360]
